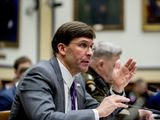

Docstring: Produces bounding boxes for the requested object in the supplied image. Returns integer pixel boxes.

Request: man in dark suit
[0,56,32,111]
[9,21,136,120]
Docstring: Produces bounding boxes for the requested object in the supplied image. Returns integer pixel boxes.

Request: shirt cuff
[92,109,99,120]
[110,86,125,96]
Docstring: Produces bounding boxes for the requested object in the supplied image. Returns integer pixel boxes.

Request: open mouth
[81,61,90,66]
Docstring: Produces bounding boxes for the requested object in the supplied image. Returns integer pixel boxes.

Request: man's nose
[86,47,93,56]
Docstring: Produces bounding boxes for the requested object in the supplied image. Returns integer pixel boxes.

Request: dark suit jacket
[0,86,16,111]
[9,57,99,120]
[147,92,160,111]
[84,67,110,102]
[84,67,123,120]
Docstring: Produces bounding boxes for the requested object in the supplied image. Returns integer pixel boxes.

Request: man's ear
[97,59,104,70]
[57,43,67,55]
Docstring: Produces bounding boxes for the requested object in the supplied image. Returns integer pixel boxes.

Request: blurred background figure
[127,78,152,108]
[147,90,160,111]
[0,78,12,92]
[0,56,32,111]
[12,56,32,86]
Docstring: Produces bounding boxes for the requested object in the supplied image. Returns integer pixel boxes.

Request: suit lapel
[75,78,85,109]
[50,57,65,112]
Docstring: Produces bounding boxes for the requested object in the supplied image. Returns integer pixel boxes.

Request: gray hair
[93,41,122,59]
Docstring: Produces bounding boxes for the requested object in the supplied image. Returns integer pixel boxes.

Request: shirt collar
[57,58,74,89]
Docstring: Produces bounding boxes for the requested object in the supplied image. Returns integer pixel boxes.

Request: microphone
[153,114,160,119]
[126,104,160,115]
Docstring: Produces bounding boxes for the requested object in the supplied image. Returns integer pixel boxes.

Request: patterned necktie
[70,81,77,110]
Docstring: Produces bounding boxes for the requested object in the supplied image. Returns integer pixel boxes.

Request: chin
[80,67,89,72]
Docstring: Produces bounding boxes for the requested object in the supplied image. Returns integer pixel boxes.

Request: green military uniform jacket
[83,67,139,120]
[83,67,110,102]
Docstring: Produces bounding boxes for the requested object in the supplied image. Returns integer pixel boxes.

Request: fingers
[125,58,136,71]
[130,65,137,73]
[127,65,136,80]
[114,59,121,69]
[112,95,130,103]
[116,103,129,108]
[124,58,133,68]
[126,70,136,80]
[128,61,136,71]
[107,95,130,109]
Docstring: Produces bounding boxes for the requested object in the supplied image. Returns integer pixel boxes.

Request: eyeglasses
[71,42,95,52]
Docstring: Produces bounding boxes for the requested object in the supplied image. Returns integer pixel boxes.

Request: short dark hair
[51,21,96,55]
[13,56,32,70]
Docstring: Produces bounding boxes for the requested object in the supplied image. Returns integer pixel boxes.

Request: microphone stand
[127,104,160,115]
[126,104,160,119]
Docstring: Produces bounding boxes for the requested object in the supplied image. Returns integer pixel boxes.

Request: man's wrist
[110,86,125,96]
[112,89,123,95]
[112,85,124,94]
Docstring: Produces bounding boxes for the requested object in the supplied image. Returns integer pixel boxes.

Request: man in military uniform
[83,41,154,120]
[84,41,122,102]
[83,41,129,120]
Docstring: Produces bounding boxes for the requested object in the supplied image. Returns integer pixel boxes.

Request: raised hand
[111,58,136,93]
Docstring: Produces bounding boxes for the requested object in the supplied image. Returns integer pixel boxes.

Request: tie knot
[70,81,75,90]
[70,81,76,96]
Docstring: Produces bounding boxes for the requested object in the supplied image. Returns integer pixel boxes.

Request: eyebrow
[78,40,94,44]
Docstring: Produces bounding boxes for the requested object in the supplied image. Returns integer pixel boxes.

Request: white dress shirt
[57,58,99,120]
[57,58,77,112]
